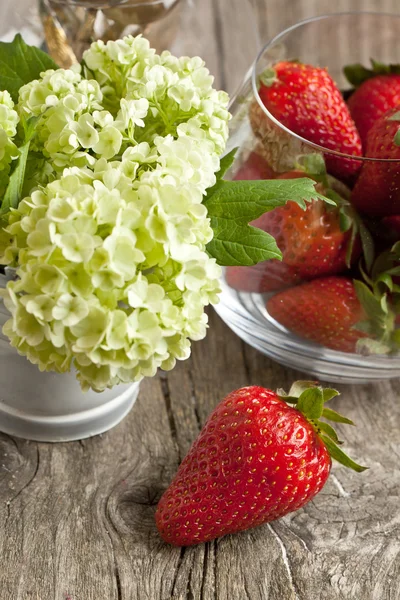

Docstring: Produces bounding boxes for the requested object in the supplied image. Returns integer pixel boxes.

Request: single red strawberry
[225,170,359,294]
[254,61,362,180]
[156,382,366,546]
[267,277,367,353]
[267,273,400,354]
[233,151,275,181]
[344,60,400,148]
[347,75,400,149]
[351,106,400,217]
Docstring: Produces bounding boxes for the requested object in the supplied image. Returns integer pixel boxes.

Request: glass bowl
[215,12,400,384]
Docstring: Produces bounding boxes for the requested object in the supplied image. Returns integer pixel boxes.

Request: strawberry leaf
[297,387,324,420]
[296,153,326,176]
[204,178,332,266]
[259,67,277,87]
[344,58,400,88]
[320,435,368,472]
[388,111,400,122]
[393,129,400,147]
[354,280,383,318]
[359,222,375,271]
[343,64,374,87]
[322,388,340,403]
[317,421,343,445]
[0,34,58,102]
[322,407,354,425]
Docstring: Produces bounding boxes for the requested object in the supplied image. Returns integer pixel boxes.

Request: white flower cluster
[0,91,19,195]
[0,36,229,391]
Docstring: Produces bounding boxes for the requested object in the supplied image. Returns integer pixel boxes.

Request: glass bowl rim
[251,11,400,164]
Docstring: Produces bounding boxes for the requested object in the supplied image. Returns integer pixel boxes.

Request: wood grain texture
[1,1,400,599]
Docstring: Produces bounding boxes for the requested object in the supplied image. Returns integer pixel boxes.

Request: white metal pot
[0,273,140,442]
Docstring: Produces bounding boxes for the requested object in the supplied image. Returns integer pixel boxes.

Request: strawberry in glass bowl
[216,12,400,383]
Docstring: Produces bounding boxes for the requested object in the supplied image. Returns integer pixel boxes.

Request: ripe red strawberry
[351,106,400,217]
[267,277,367,353]
[156,382,366,546]
[226,171,359,294]
[233,151,275,181]
[347,75,400,149]
[254,61,362,180]
[344,60,400,149]
[267,272,400,354]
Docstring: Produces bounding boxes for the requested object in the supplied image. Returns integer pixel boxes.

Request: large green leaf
[204,177,330,266]
[0,34,58,102]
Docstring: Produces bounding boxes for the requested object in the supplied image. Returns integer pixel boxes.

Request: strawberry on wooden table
[345,60,400,149]
[155,382,366,547]
[252,61,362,180]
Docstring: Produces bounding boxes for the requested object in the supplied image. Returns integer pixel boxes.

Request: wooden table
[1,0,400,598]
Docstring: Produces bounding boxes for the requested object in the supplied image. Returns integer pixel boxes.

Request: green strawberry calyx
[258,67,278,88]
[353,242,400,354]
[344,58,400,88]
[277,381,367,472]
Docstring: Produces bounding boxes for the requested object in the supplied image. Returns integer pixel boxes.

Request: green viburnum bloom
[0,35,229,392]
[0,91,19,195]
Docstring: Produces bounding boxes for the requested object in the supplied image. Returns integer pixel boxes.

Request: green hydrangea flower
[0,35,229,391]
[0,91,19,195]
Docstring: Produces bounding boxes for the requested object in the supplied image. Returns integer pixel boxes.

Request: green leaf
[206,224,282,266]
[344,58,400,88]
[204,177,332,266]
[0,34,58,102]
[217,148,238,180]
[296,153,326,176]
[376,273,394,292]
[353,280,383,319]
[388,111,400,122]
[259,67,277,87]
[0,116,40,214]
[297,387,324,420]
[322,407,354,425]
[0,142,30,214]
[358,221,375,271]
[339,207,353,233]
[343,63,375,87]
[320,435,368,472]
[317,421,342,444]
[21,114,41,140]
[322,388,340,403]
[394,129,400,147]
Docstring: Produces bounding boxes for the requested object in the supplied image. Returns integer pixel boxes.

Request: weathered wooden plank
[1,1,400,599]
